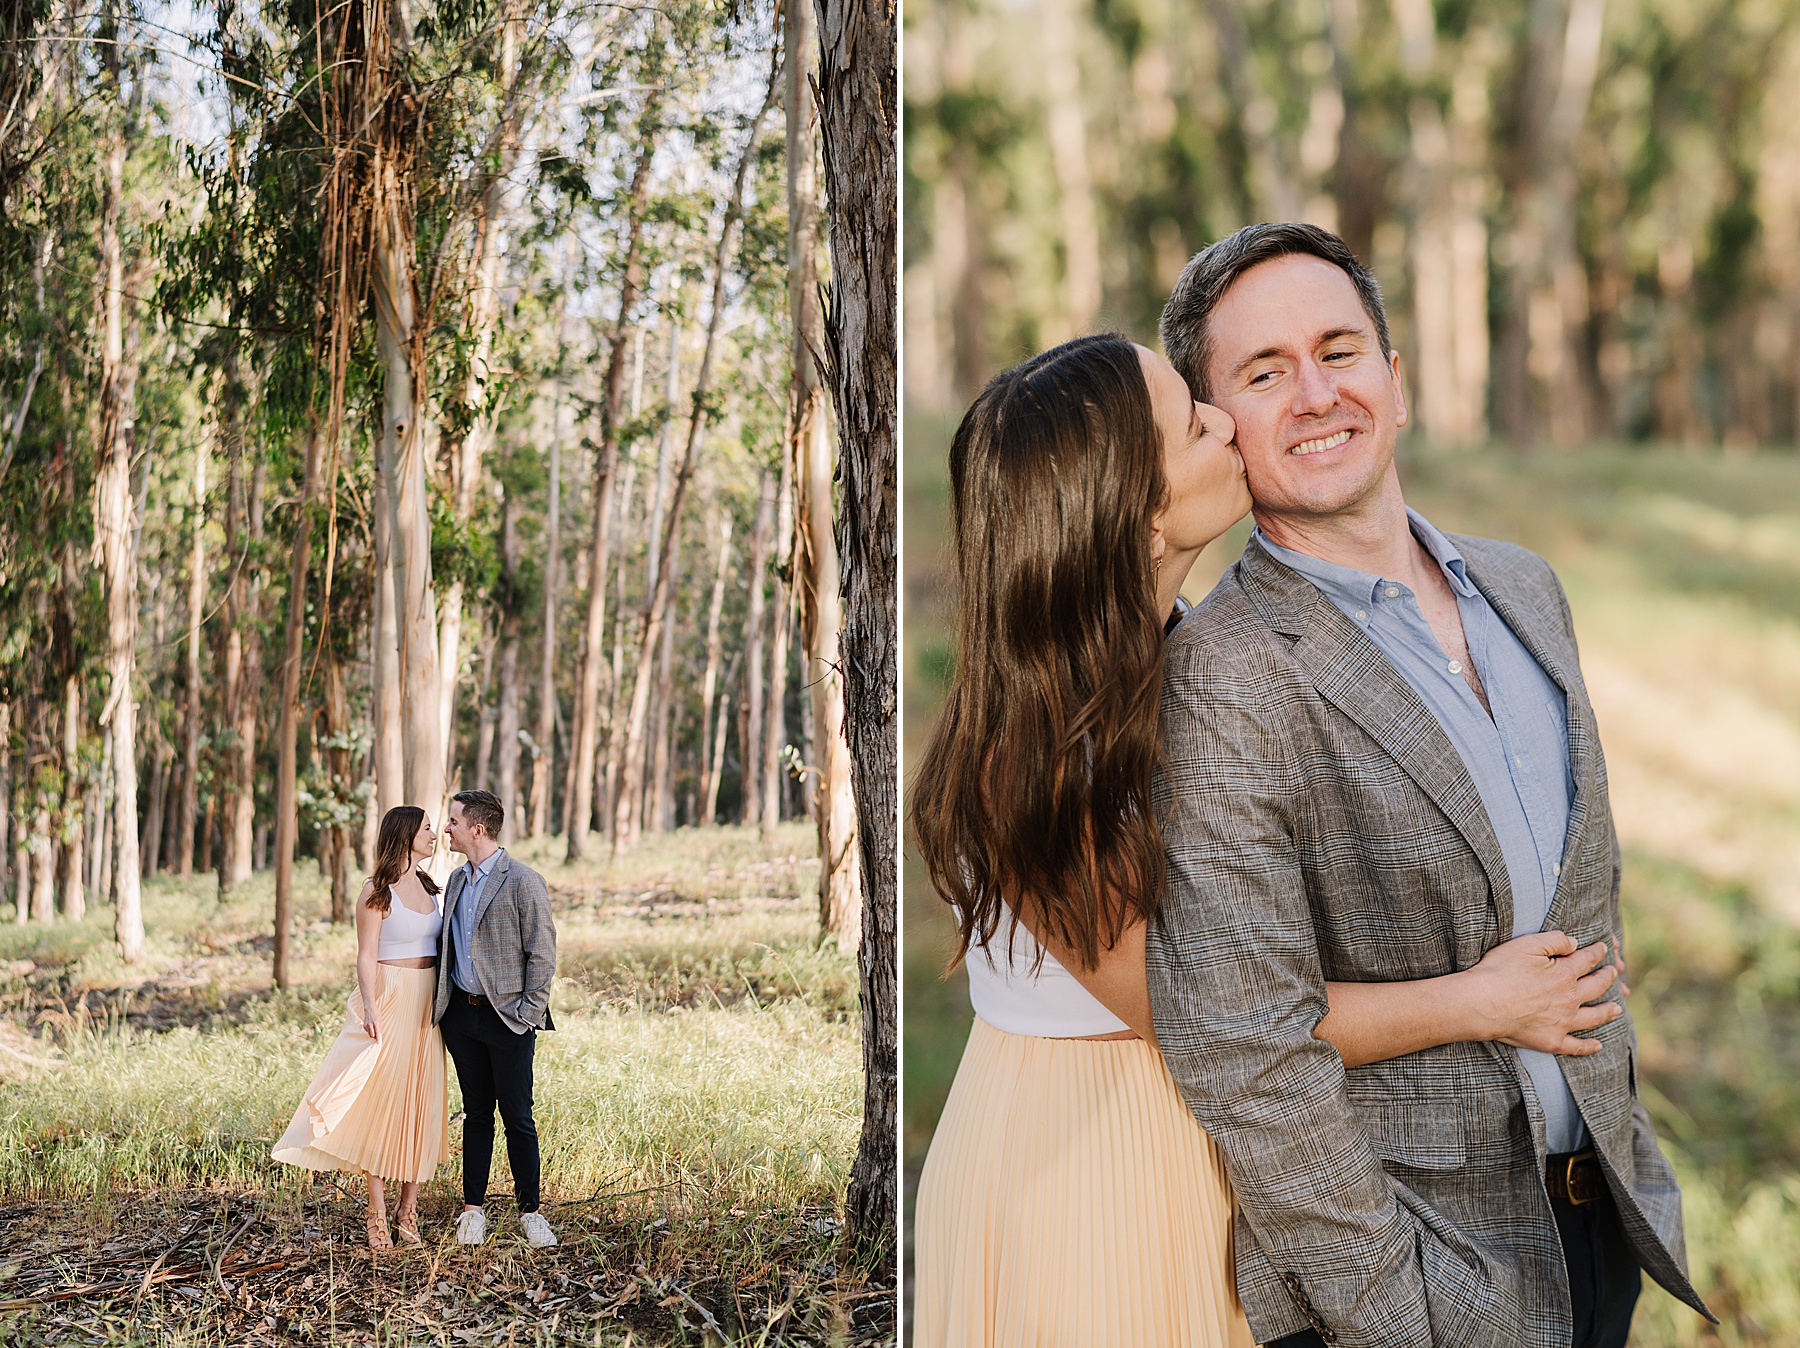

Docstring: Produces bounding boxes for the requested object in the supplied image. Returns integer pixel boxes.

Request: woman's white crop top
[378,892,443,961]
[963,901,1129,1037]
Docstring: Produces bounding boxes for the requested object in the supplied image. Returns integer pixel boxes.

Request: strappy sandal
[394,1205,423,1248]
[366,1211,393,1252]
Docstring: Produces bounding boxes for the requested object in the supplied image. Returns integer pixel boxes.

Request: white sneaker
[454,1208,486,1245]
[519,1211,558,1248]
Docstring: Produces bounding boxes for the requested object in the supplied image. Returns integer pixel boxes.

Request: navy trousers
[440,993,541,1214]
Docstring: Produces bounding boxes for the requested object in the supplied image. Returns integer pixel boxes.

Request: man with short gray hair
[1147,222,1710,1347]
[437,788,558,1248]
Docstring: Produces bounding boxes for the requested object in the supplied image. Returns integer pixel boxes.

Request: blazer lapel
[1457,544,1594,926]
[470,852,510,932]
[1239,543,1516,938]
[440,867,465,959]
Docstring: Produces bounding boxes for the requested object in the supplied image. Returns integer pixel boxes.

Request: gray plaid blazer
[1147,536,1711,1348]
[433,851,557,1036]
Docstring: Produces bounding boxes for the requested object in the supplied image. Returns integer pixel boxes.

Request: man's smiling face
[1202,253,1408,526]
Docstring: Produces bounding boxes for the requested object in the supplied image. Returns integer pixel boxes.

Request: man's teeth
[1289,429,1352,456]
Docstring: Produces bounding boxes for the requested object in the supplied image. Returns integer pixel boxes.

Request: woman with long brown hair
[910,335,1624,1346]
[273,806,451,1250]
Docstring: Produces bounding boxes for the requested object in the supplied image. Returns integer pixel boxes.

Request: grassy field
[0,823,892,1346]
[903,424,1800,1347]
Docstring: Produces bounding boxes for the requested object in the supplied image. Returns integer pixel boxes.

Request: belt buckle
[1566,1153,1597,1206]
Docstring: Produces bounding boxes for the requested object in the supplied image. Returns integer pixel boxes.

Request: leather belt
[1545,1150,1605,1206]
[462,991,488,1006]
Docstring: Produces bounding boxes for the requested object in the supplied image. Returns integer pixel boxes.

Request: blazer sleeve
[515,868,557,1029]
[1147,640,1512,1348]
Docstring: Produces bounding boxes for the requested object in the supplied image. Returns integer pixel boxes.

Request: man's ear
[1388,349,1409,429]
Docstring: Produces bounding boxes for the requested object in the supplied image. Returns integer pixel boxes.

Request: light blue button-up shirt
[449,847,505,997]
[1256,510,1588,1153]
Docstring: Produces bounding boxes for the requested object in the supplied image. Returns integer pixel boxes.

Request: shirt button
[1553,862,1562,877]
[1448,660,1462,675]
[1355,609,1367,621]
[1385,587,1400,598]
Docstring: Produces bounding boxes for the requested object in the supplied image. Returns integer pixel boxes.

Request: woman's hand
[1460,930,1621,1055]
[363,1009,381,1041]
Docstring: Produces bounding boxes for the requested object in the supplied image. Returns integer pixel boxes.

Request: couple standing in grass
[271,789,560,1252]
[912,223,1712,1347]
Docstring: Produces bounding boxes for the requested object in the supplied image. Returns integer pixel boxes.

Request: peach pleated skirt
[272,965,449,1185]
[913,1017,1256,1348]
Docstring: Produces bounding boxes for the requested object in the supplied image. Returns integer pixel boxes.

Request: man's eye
[1323,349,1353,362]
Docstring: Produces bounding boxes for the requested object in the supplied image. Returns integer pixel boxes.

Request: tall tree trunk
[471,629,496,791]
[814,0,897,1256]
[1040,0,1101,341]
[323,642,356,923]
[93,733,112,905]
[740,478,773,829]
[0,704,10,906]
[30,805,54,922]
[234,454,266,888]
[272,427,323,990]
[437,10,526,786]
[761,454,794,832]
[217,372,259,894]
[1208,0,1302,221]
[566,111,661,861]
[11,755,27,921]
[95,21,145,956]
[704,652,737,826]
[1396,3,1493,446]
[697,513,732,823]
[177,421,206,875]
[58,674,83,921]
[1496,0,1606,443]
[142,737,168,878]
[372,169,444,846]
[786,0,860,942]
[371,462,405,814]
[495,493,522,842]
[611,68,779,854]
[649,528,682,833]
[529,420,558,838]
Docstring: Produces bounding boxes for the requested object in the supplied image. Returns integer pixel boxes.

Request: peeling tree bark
[813,0,897,1259]
[786,0,859,941]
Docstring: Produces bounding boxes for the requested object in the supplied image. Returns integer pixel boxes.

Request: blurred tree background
[903,0,1800,1342]
[905,0,1800,447]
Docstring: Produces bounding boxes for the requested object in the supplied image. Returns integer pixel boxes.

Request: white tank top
[377,891,444,961]
[964,901,1129,1038]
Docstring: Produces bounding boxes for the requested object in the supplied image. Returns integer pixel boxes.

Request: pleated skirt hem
[913,1016,1256,1348]
[272,965,450,1186]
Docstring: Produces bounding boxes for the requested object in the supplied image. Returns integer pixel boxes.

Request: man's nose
[1290,357,1338,417]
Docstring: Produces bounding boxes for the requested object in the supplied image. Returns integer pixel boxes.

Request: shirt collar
[1251,507,1476,606]
[466,847,504,883]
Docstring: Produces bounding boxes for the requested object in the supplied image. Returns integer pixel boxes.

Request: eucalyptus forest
[0,0,870,975]
[0,0,896,1317]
